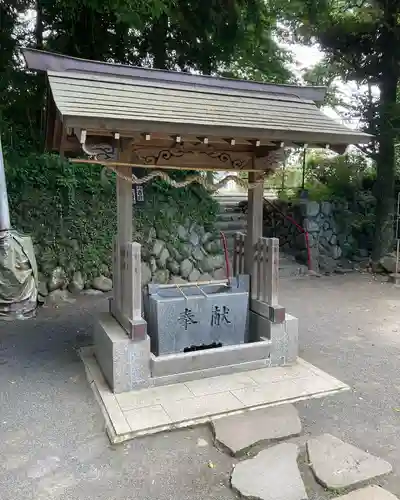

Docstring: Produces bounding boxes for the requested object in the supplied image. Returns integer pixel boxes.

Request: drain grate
[183,342,223,353]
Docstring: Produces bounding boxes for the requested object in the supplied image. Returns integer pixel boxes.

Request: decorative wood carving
[82,139,118,160]
[78,136,285,173]
[254,148,285,173]
[132,146,252,170]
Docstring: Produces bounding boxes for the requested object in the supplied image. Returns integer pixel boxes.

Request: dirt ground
[1,272,400,499]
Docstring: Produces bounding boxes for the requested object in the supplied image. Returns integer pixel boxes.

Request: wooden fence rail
[233,231,246,276]
[111,239,144,338]
[233,232,279,306]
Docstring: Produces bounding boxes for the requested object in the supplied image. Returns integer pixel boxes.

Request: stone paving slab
[212,404,302,456]
[307,434,393,490]
[336,486,399,499]
[80,348,349,443]
[230,443,307,500]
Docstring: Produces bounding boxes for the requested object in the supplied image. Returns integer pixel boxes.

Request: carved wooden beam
[253,147,285,174]
[131,146,252,170]
[72,135,285,173]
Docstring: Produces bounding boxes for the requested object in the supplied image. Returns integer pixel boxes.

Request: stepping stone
[212,404,301,456]
[336,486,398,499]
[230,442,307,500]
[307,434,392,490]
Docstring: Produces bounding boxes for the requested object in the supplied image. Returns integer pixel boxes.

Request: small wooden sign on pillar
[132,185,145,205]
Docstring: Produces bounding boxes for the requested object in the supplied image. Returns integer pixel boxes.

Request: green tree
[0,1,43,150]
[1,0,294,155]
[40,0,292,79]
[39,0,172,61]
[277,0,400,262]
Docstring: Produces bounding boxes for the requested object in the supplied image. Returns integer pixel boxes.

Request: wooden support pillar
[244,170,264,297]
[116,138,134,245]
[113,141,133,315]
[112,235,121,313]
[116,164,133,317]
[111,139,146,338]
[116,172,133,246]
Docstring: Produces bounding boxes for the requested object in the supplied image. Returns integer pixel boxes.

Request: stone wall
[16,156,225,305]
[300,201,347,272]
[263,200,356,273]
[40,218,226,304]
[139,218,226,286]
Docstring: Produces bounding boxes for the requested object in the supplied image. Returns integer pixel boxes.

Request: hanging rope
[104,164,265,191]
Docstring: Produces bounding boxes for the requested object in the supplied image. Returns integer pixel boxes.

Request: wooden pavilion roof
[23,49,371,160]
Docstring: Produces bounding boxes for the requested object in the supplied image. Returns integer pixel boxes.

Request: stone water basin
[145,276,249,355]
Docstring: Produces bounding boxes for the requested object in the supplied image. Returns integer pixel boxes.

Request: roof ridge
[48,70,312,104]
[23,48,327,104]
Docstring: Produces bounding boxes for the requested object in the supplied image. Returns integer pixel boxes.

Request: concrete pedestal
[249,311,298,366]
[94,309,299,394]
[389,273,400,286]
[94,313,151,393]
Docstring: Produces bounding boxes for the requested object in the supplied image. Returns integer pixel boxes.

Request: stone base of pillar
[94,312,151,394]
[389,273,400,286]
[249,310,298,366]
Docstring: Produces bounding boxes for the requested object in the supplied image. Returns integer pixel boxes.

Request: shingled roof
[23,49,371,148]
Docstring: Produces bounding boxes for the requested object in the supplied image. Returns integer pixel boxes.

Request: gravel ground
[1,273,400,499]
[281,273,400,498]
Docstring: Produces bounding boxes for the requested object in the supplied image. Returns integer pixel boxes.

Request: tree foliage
[275,0,400,261]
[0,0,296,280]
[0,0,293,153]
[4,0,400,265]
[0,1,43,150]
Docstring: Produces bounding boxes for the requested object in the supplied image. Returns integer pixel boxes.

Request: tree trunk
[150,14,168,69]
[34,0,45,148]
[115,22,129,64]
[35,0,44,49]
[371,7,399,263]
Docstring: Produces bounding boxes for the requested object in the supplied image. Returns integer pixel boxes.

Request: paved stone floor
[83,348,347,443]
[1,273,400,499]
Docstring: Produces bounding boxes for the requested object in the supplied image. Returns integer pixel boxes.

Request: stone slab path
[230,443,307,500]
[336,485,399,499]
[212,404,301,456]
[307,434,393,490]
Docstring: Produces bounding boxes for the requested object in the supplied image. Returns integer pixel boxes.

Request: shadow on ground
[1,273,400,499]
